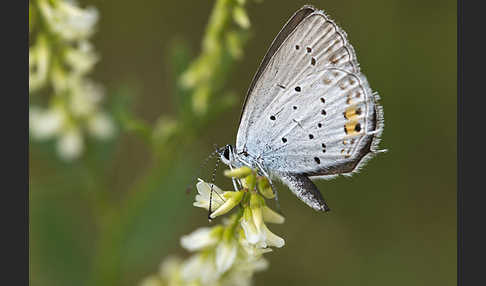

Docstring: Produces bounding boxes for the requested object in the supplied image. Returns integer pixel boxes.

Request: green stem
[88,0,256,284]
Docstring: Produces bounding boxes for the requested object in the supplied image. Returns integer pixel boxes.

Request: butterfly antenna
[185,148,220,195]
[208,156,223,221]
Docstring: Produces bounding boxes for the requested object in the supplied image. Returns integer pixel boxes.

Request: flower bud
[224,166,252,178]
[257,177,275,199]
[210,191,244,219]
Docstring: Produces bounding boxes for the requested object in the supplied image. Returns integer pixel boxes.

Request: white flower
[64,41,98,75]
[240,194,285,249]
[180,253,218,285]
[38,0,98,41]
[261,223,285,248]
[180,226,221,252]
[87,112,115,140]
[209,191,244,219]
[69,79,104,117]
[57,128,84,160]
[193,179,225,210]
[239,233,272,258]
[240,207,266,247]
[29,106,65,140]
[140,169,287,286]
[157,256,182,286]
[30,0,111,162]
[215,239,238,274]
[221,254,268,286]
[159,256,182,278]
[231,256,269,285]
[262,206,285,224]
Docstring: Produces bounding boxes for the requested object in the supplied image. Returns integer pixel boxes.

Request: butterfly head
[218,144,236,166]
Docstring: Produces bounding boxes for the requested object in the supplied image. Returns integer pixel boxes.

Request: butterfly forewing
[237,6,361,152]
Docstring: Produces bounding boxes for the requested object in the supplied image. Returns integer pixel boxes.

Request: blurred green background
[29,0,456,285]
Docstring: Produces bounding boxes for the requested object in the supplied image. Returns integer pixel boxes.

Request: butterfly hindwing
[250,68,380,176]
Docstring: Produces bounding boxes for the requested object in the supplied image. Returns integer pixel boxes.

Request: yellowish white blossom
[37,0,98,41]
[193,179,225,210]
[180,253,219,285]
[141,167,284,286]
[180,226,222,252]
[260,222,285,248]
[64,41,99,75]
[29,0,115,161]
[29,106,65,140]
[215,238,238,274]
[57,127,84,160]
[240,207,266,246]
[69,79,104,117]
[262,205,285,224]
[209,190,244,219]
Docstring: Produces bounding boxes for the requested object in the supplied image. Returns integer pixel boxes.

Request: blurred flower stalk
[140,167,285,286]
[80,0,263,284]
[148,0,257,160]
[29,0,115,160]
[29,0,266,285]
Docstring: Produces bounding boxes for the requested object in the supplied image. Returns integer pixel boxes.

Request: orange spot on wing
[345,120,360,136]
[344,107,361,120]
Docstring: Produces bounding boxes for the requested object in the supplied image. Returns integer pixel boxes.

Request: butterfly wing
[253,68,382,176]
[253,67,382,211]
[236,5,361,151]
[236,6,384,211]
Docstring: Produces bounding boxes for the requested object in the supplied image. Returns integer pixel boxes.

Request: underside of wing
[236,5,360,152]
[254,68,383,176]
[277,172,330,211]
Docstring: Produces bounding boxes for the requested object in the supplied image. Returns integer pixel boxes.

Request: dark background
[29,0,456,285]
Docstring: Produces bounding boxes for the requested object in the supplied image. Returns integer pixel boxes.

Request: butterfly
[218,5,384,212]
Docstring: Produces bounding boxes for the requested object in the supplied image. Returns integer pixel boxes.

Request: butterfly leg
[255,161,282,214]
[278,173,330,212]
[227,163,243,191]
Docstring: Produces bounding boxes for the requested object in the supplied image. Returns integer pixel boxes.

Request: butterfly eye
[223,148,230,160]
